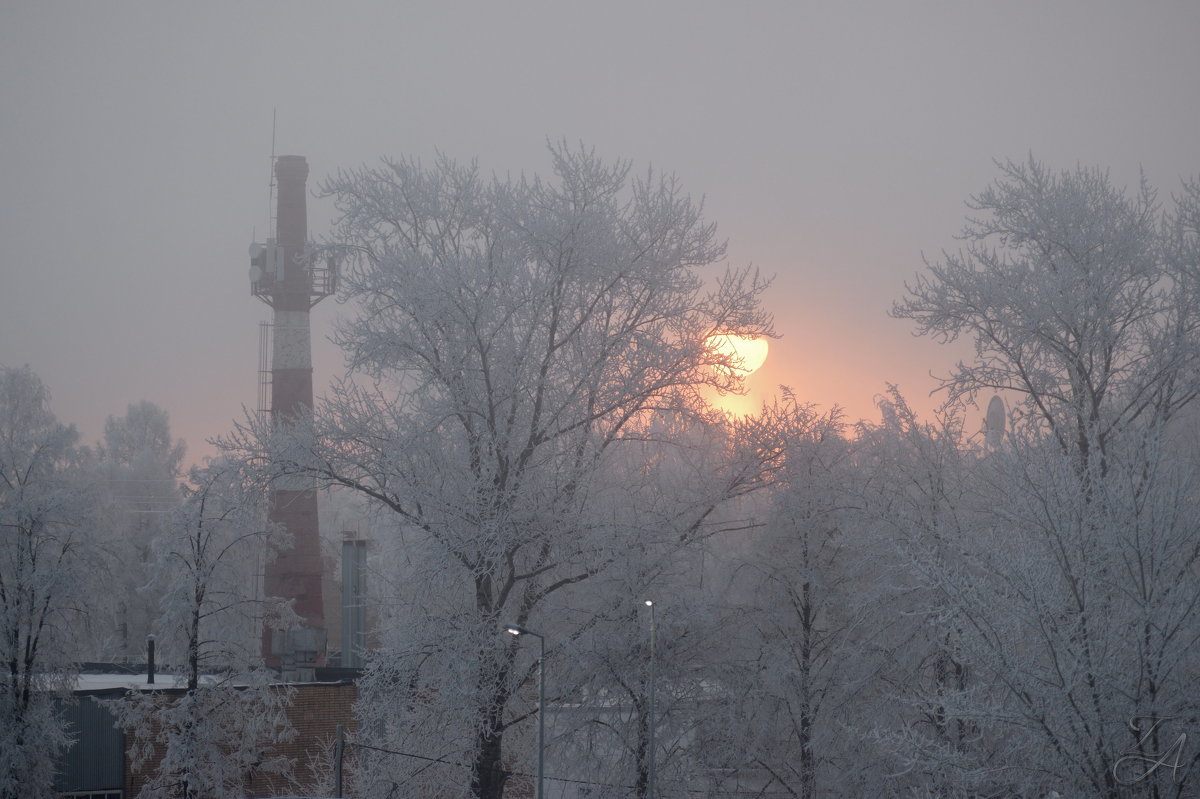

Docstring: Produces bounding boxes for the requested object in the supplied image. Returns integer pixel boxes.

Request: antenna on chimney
[268,108,277,241]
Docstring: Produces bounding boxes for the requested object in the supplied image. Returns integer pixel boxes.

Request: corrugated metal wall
[55,694,124,794]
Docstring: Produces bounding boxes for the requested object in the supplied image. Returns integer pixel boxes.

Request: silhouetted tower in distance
[249,154,336,675]
[984,394,1006,451]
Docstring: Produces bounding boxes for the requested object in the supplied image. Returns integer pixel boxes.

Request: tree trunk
[473,569,511,799]
[634,694,649,799]
[799,579,814,798]
[472,714,508,799]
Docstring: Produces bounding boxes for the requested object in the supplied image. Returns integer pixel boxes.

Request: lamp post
[645,600,656,799]
[506,624,545,799]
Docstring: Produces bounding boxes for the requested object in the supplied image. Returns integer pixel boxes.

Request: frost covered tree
[242,143,774,799]
[894,157,1200,467]
[659,396,928,798]
[107,458,296,799]
[720,400,885,797]
[518,410,779,799]
[87,401,185,660]
[0,366,95,799]
[889,158,1200,796]
[854,390,1008,794]
[553,596,743,798]
[742,402,857,797]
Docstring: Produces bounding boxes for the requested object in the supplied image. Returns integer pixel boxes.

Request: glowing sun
[706,333,769,376]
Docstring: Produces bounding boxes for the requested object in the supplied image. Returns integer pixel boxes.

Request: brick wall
[122,681,358,798]
[257,681,358,797]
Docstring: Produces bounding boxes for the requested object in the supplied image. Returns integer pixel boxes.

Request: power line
[352,741,792,797]
[356,742,636,790]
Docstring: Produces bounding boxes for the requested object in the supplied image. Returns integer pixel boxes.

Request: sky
[3,2,1199,462]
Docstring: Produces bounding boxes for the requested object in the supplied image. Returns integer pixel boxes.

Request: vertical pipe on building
[341,537,367,668]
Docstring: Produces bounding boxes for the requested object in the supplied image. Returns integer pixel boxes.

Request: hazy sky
[3,2,1198,460]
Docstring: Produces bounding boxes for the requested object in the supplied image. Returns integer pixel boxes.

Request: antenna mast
[268,108,277,240]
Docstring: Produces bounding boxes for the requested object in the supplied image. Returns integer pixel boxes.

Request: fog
[2,1,1198,457]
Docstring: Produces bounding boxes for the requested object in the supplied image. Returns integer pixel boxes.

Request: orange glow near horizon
[706,334,769,376]
[699,329,955,426]
[703,334,772,418]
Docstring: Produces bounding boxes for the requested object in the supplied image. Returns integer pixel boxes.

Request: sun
[706,333,769,376]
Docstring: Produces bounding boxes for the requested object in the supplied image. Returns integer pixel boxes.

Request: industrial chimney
[249,155,336,677]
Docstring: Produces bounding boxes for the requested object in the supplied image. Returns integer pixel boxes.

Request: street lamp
[645,601,656,799]
[506,624,545,799]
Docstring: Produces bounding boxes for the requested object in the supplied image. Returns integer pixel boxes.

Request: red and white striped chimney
[250,155,334,673]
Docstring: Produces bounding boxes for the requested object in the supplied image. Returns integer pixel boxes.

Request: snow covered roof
[71,669,357,693]
[74,672,160,692]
